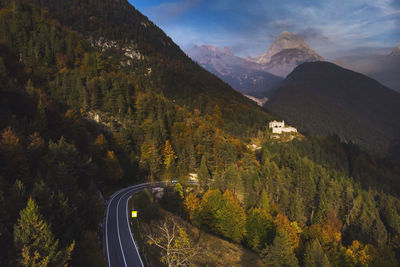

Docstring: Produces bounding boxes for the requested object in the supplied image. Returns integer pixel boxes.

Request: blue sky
[129,0,400,58]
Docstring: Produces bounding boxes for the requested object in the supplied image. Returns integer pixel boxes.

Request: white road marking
[107,183,148,267]
[116,191,129,267]
[106,188,125,267]
[125,192,145,267]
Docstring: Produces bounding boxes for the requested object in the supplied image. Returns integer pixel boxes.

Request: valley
[0,0,399,267]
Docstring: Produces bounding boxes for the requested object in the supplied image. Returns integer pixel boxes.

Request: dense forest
[265,62,400,160]
[0,0,400,266]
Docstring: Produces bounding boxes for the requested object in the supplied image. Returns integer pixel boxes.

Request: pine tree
[246,208,275,251]
[198,189,224,233]
[216,190,247,243]
[140,141,161,178]
[198,154,210,188]
[261,229,299,267]
[223,163,241,194]
[34,98,47,135]
[258,189,271,213]
[303,239,330,267]
[14,198,74,267]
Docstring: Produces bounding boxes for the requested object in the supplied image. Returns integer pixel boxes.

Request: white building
[188,173,198,181]
[269,120,297,134]
[269,120,285,129]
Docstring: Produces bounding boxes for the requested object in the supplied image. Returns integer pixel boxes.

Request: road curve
[104,183,149,267]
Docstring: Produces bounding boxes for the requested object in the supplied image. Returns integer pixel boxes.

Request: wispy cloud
[132,0,400,58]
[145,0,201,24]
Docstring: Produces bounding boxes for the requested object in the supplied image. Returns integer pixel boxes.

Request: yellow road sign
[131,211,137,218]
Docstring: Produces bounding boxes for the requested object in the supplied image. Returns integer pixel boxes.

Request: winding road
[104,183,149,267]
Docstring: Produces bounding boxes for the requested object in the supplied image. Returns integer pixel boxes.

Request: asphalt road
[104,183,149,267]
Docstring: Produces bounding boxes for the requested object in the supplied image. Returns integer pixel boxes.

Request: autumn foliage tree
[162,140,177,170]
[183,192,200,223]
[0,127,29,183]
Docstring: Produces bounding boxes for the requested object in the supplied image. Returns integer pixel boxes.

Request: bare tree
[147,218,198,267]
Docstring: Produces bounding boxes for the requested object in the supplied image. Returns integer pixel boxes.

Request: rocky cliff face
[249,31,323,76]
[254,31,317,63]
[188,45,283,95]
[187,32,324,94]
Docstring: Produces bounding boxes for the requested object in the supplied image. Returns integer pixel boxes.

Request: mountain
[20,0,271,135]
[334,45,400,92]
[186,32,324,99]
[248,31,323,77]
[2,1,400,267]
[187,45,283,97]
[265,61,400,158]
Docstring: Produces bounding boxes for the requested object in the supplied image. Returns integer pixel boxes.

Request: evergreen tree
[216,190,247,243]
[223,163,241,194]
[198,189,223,233]
[34,98,47,136]
[258,188,271,213]
[303,239,330,267]
[14,198,74,267]
[246,207,275,251]
[261,229,299,267]
[198,154,210,188]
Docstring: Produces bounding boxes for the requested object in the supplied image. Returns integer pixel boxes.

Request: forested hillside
[265,62,400,160]
[2,0,271,135]
[0,0,400,266]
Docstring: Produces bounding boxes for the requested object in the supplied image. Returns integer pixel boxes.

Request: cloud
[146,0,201,24]
[134,0,400,58]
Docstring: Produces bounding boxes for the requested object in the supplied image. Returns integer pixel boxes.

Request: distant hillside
[265,61,400,158]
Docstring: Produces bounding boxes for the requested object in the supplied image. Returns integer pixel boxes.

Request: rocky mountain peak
[254,31,321,65]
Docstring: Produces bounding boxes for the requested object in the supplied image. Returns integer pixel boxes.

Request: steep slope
[265,62,400,158]
[188,45,283,96]
[335,45,400,92]
[248,31,323,77]
[20,0,271,134]
[367,46,400,92]
[0,2,272,265]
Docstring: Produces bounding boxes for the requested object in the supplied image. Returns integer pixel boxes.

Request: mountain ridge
[247,31,324,76]
[251,31,322,64]
[187,31,323,96]
[266,61,400,158]
[21,0,271,135]
[188,44,283,96]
